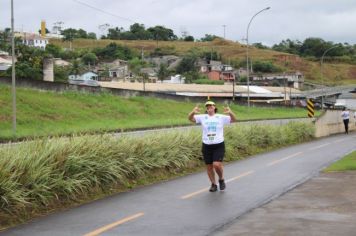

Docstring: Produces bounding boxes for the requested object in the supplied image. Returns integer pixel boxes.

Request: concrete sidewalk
[213,172,356,236]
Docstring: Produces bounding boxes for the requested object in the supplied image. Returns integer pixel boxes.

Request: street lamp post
[246,7,270,107]
[320,45,339,108]
[11,0,16,134]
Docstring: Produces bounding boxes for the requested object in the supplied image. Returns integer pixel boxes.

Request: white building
[16,32,49,49]
[162,74,185,84]
[0,57,12,71]
[68,72,98,81]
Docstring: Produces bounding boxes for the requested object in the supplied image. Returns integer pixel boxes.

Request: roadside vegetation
[324,151,356,172]
[0,122,314,229]
[0,84,316,141]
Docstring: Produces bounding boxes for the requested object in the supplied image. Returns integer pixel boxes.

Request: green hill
[50,38,356,86]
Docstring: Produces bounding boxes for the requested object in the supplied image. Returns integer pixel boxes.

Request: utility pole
[246,7,271,108]
[222,25,226,39]
[11,0,16,134]
[141,48,143,60]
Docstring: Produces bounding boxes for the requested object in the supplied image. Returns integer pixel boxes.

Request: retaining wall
[315,109,356,137]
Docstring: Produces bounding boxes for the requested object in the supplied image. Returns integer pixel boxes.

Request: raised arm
[188,106,200,123]
[223,106,237,122]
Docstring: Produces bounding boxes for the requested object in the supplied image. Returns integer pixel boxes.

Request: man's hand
[223,106,237,122]
[192,106,200,114]
[188,105,200,122]
[223,106,232,114]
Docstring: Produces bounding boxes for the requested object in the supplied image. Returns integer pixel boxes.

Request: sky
[1,0,356,46]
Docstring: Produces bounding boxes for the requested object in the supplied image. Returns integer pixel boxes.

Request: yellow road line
[267,152,303,167]
[180,171,254,200]
[83,212,144,236]
[180,187,210,200]
[308,143,330,151]
[225,170,254,183]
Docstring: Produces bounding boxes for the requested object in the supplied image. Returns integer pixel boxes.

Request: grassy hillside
[50,38,356,86]
[0,84,313,141]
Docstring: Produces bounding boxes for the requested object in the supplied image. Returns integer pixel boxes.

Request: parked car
[68,79,100,87]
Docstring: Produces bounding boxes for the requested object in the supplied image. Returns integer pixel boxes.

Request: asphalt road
[1,133,355,236]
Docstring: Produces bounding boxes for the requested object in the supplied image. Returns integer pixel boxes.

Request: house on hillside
[199,59,235,82]
[0,57,12,71]
[97,59,129,80]
[68,71,98,81]
[0,50,9,56]
[68,71,100,86]
[16,32,49,49]
[140,67,157,82]
[251,72,304,89]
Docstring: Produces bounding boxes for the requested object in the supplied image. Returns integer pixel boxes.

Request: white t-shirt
[194,114,231,145]
[341,110,350,120]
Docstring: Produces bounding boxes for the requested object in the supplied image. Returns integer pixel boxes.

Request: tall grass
[0,122,314,228]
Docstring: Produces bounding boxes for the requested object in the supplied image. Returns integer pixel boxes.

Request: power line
[72,0,135,23]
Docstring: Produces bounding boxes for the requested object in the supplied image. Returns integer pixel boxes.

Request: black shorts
[202,142,225,165]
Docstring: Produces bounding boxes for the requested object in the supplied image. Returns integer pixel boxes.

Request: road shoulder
[213,172,356,236]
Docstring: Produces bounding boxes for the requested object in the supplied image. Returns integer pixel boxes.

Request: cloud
[1,0,356,45]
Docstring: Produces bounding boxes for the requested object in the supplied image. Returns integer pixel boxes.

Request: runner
[341,107,350,134]
[188,100,237,192]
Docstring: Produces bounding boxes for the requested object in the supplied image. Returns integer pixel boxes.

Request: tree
[157,63,169,82]
[252,60,282,73]
[184,36,194,42]
[176,54,198,74]
[61,28,77,41]
[128,57,145,75]
[70,59,83,75]
[82,52,98,66]
[106,27,124,40]
[272,39,302,55]
[200,34,220,42]
[77,29,88,38]
[93,43,135,60]
[182,71,200,83]
[54,65,70,82]
[45,44,63,58]
[300,37,330,57]
[252,42,269,49]
[129,23,151,40]
[61,28,92,39]
[147,26,177,41]
[0,28,11,51]
[8,44,45,80]
[87,32,97,39]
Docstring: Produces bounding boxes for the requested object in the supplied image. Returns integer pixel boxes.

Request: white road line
[333,138,349,143]
[180,171,254,200]
[308,143,330,151]
[267,152,303,167]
